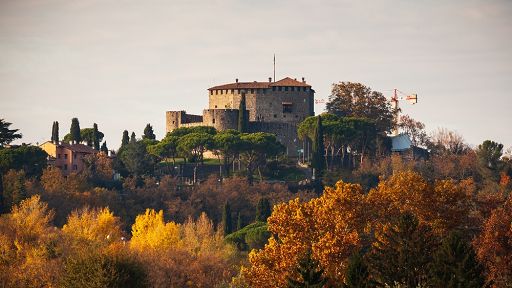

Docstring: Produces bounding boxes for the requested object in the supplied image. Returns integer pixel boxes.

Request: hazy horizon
[1,0,511,151]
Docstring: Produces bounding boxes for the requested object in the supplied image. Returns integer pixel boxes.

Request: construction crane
[391,88,418,135]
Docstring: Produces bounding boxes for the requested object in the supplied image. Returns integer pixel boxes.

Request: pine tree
[100,141,108,154]
[287,249,327,288]
[70,118,81,144]
[368,213,437,287]
[236,212,243,231]
[255,198,272,222]
[222,201,232,236]
[343,252,372,288]
[51,121,57,142]
[238,93,248,133]
[429,232,484,288]
[121,130,129,146]
[130,132,136,144]
[311,116,325,191]
[93,123,100,150]
[143,123,156,140]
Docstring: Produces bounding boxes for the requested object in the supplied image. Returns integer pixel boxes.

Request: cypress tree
[121,130,129,146]
[238,93,248,133]
[93,123,100,150]
[222,201,232,236]
[287,249,327,288]
[100,141,108,154]
[51,121,56,142]
[70,118,81,144]
[130,132,136,144]
[54,121,59,142]
[143,123,156,140]
[236,212,243,231]
[0,174,4,214]
[311,116,325,175]
[255,198,272,222]
[429,231,484,288]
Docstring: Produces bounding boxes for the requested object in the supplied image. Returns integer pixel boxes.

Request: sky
[1,0,511,151]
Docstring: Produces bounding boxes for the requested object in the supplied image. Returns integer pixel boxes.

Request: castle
[166,77,315,156]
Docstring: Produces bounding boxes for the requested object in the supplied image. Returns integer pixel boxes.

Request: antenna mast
[273,54,275,82]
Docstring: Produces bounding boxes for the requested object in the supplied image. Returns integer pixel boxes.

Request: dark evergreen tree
[100,141,108,154]
[143,123,156,140]
[429,231,484,288]
[121,130,129,146]
[0,174,4,214]
[238,93,248,133]
[255,197,272,222]
[222,201,233,236]
[368,213,437,287]
[0,119,22,146]
[69,118,81,144]
[118,141,155,176]
[236,212,243,231]
[287,249,327,288]
[93,123,100,150]
[311,116,325,191]
[51,121,60,143]
[343,252,373,288]
[130,132,136,144]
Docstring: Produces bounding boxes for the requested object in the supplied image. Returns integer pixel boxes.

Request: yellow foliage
[130,209,180,251]
[62,206,123,245]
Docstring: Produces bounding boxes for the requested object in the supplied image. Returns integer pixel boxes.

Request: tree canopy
[0,119,22,147]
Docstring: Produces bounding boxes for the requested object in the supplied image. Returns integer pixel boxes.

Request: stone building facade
[166,77,315,156]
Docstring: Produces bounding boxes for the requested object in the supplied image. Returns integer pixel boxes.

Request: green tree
[239,132,285,184]
[142,123,156,140]
[238,93,248,133]
[213,130,243,175]
[177,132,214,164]
[147,135,179,165]
[119,141,155,176]
[477,140,503,170]
[100,141,108,154]
[222,201,233,236]
[255,197,272,222]
[93,123,100,150]
[51,121,59,143]
[1,169,27,210]
[130,132,136,144]
[236,212,243,231]
[287,249,327,288]
[64,128,104,147]
[70,118,81,144]
[368,213,437,287]
[311,115,325,177]
[0,119,22,147]
[121,130,129,146]
[343,252,372,288]
[0,144,48,177]
[429,232,484,288]
[326,82,393,134]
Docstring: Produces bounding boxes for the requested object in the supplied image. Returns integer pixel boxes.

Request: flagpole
[273,54,275,83]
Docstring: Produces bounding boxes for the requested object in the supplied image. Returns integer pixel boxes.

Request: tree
[121,130,129,146]
[477,140,503,170]
[429,231,484,288]
[130,209,180,251]
[237,212,243,231]
[118,141,155,176]
[398,114,428,147]
[1,169,27,209]
[222,201,233,236]
[311,115,325,178]
[93,123,100,150]
[62,207,123,246]
[238,93,248,133]
[70,118,81,143]
[326,82,393,134]
[51,121,59,143]
[100,141,108,154]
[0,119,22,146]
[287,249,327,288]
[240,132,285,183]
[0,144,48,177]
[143,123,156,140]
[429,128,468,155]
[213,130,243,175]
[130,132,136,144]
[177,132,214,164]
[343,252,372,288]
[63,128,105,146]
[255,197,272,222]
[368,213,437,287]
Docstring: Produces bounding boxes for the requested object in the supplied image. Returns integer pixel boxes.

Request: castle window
[64,164,68,170]
[291,87,295,91]
[272,87,276,91]
[212,118,215,124]
[250,89,254,94]
[303,87,306,91]
[58,154,61,159]
[273,114,277,118]
[215,105,217,108]
[64,154,68,159]
[231,89,234,93]
[74,153,77,159]
[282,102,293,113]
[285,87,288,91]
[278,87,282,91]
[210,91,213,95]
[216,90,218,95]
[172,121,175,124]
[221,90,223,94]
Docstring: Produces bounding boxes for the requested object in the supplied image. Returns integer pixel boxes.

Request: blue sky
[1,0,511,151]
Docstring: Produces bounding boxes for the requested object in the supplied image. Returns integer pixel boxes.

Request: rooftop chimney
[269,77,272,83]
[235,78,238,83]
[302,77,305,83]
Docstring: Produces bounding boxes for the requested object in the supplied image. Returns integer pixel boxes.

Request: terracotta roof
[41,141,97,154]
[208,77,311,90]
